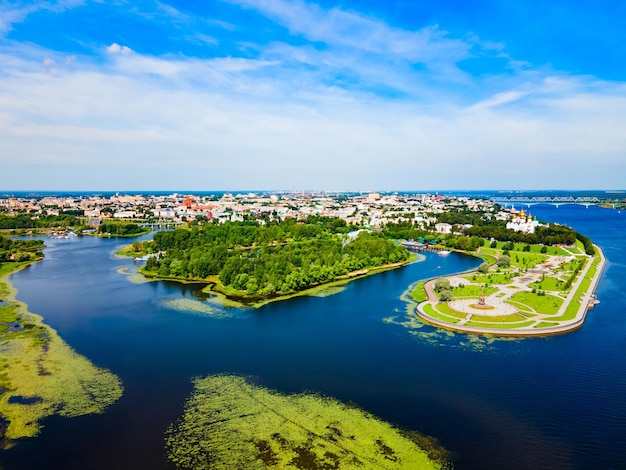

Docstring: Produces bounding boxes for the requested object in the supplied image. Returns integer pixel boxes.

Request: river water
[1,204,626,469]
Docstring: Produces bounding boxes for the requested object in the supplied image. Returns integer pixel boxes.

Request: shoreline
[414,245,606,337]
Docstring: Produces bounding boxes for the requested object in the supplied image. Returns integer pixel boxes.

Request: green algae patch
[0,264,123,446]
[166,375,449,469]
[160,298,235,319]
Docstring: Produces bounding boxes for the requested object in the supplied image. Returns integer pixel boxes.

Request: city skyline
[2,0,625,191]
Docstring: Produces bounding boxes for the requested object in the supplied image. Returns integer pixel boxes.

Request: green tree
[497,255,511,268]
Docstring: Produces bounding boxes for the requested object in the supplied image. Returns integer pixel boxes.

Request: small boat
[437,250,451,255]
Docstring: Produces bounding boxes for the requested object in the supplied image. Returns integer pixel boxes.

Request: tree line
[0,213,78,229]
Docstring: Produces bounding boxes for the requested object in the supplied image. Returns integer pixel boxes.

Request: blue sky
[1,0,625,191]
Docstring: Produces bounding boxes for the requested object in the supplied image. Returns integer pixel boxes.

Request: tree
[478,262,489,274]
[434,278,451,292]
[438,289,453,301]
[497,255,511,268]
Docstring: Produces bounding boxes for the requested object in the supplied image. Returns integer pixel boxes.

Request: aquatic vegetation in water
[387,283,518,351]
[308,284,346,297]
[0,268,123,446]
[160,298,235,319]
[166,375,448,469]
[116,266,151,284]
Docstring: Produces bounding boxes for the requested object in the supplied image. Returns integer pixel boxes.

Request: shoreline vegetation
[0,254,123,448]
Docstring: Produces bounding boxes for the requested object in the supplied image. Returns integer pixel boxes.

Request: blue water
[1,204,625,469]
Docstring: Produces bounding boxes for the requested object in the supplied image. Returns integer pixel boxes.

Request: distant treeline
[0,213,78,229]
[143,217,409,297]
[98,222,147,236]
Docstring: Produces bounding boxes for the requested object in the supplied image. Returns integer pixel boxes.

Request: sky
[1,0,625,191]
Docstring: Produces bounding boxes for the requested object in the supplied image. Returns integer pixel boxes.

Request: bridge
[139,221,184,230]
[490,196,603,208]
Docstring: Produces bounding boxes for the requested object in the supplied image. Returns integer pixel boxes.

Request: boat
[437,250,451,255]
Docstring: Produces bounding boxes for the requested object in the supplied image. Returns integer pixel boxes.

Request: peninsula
[133,217,413,306]
[412,237,605,336]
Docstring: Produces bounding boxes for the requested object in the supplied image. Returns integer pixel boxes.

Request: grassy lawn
[504,300,534,313]
[509,251,548,269]
[551,254,601,321]
[423,304,461,324]
[435,302,468,319]
[531,276,565,291]
[464,320,536,329]
[463,273,513,285]
[488,241,571,256]
[469,313,527,322]
[452,285,498,297]
[509,291,563,314]
[534,322,559,328]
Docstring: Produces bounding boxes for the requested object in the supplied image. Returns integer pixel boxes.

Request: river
[1,204,626,469]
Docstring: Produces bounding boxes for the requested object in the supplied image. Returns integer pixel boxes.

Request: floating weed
[116,266,151,284]
[160,298,235,320]
[309,285,346,298]
[0,269,123,445]
[166,375,449,469]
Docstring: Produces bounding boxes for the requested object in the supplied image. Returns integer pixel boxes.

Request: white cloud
[471,90,529,109]
[1,0,625,190]
[106,43,133,55]
[228,0,472,77]
[1,47,626,190]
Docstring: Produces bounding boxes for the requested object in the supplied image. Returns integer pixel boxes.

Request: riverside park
[414,240,605,336]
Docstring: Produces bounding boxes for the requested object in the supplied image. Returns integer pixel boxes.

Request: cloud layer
[1,0,624,190]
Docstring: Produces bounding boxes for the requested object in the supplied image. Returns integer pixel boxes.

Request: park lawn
[551,255,601,321]
[478,247,499,258]
[423,304,461,324]
[489,241,569,256]
[469,313,528,322]
[464,320,536,329]
[509,291,563,315]
[410,281,428,303]
[452,285,498,297]
[505,300,534,313]
[511,243,571,256]
[509,251,548,269]
[463,273,513,285]
[435,302,468,319]
[531,276,565,291]
[534,322,559,328]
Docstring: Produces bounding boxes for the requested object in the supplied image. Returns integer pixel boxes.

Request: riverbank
[414,244,605,337]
